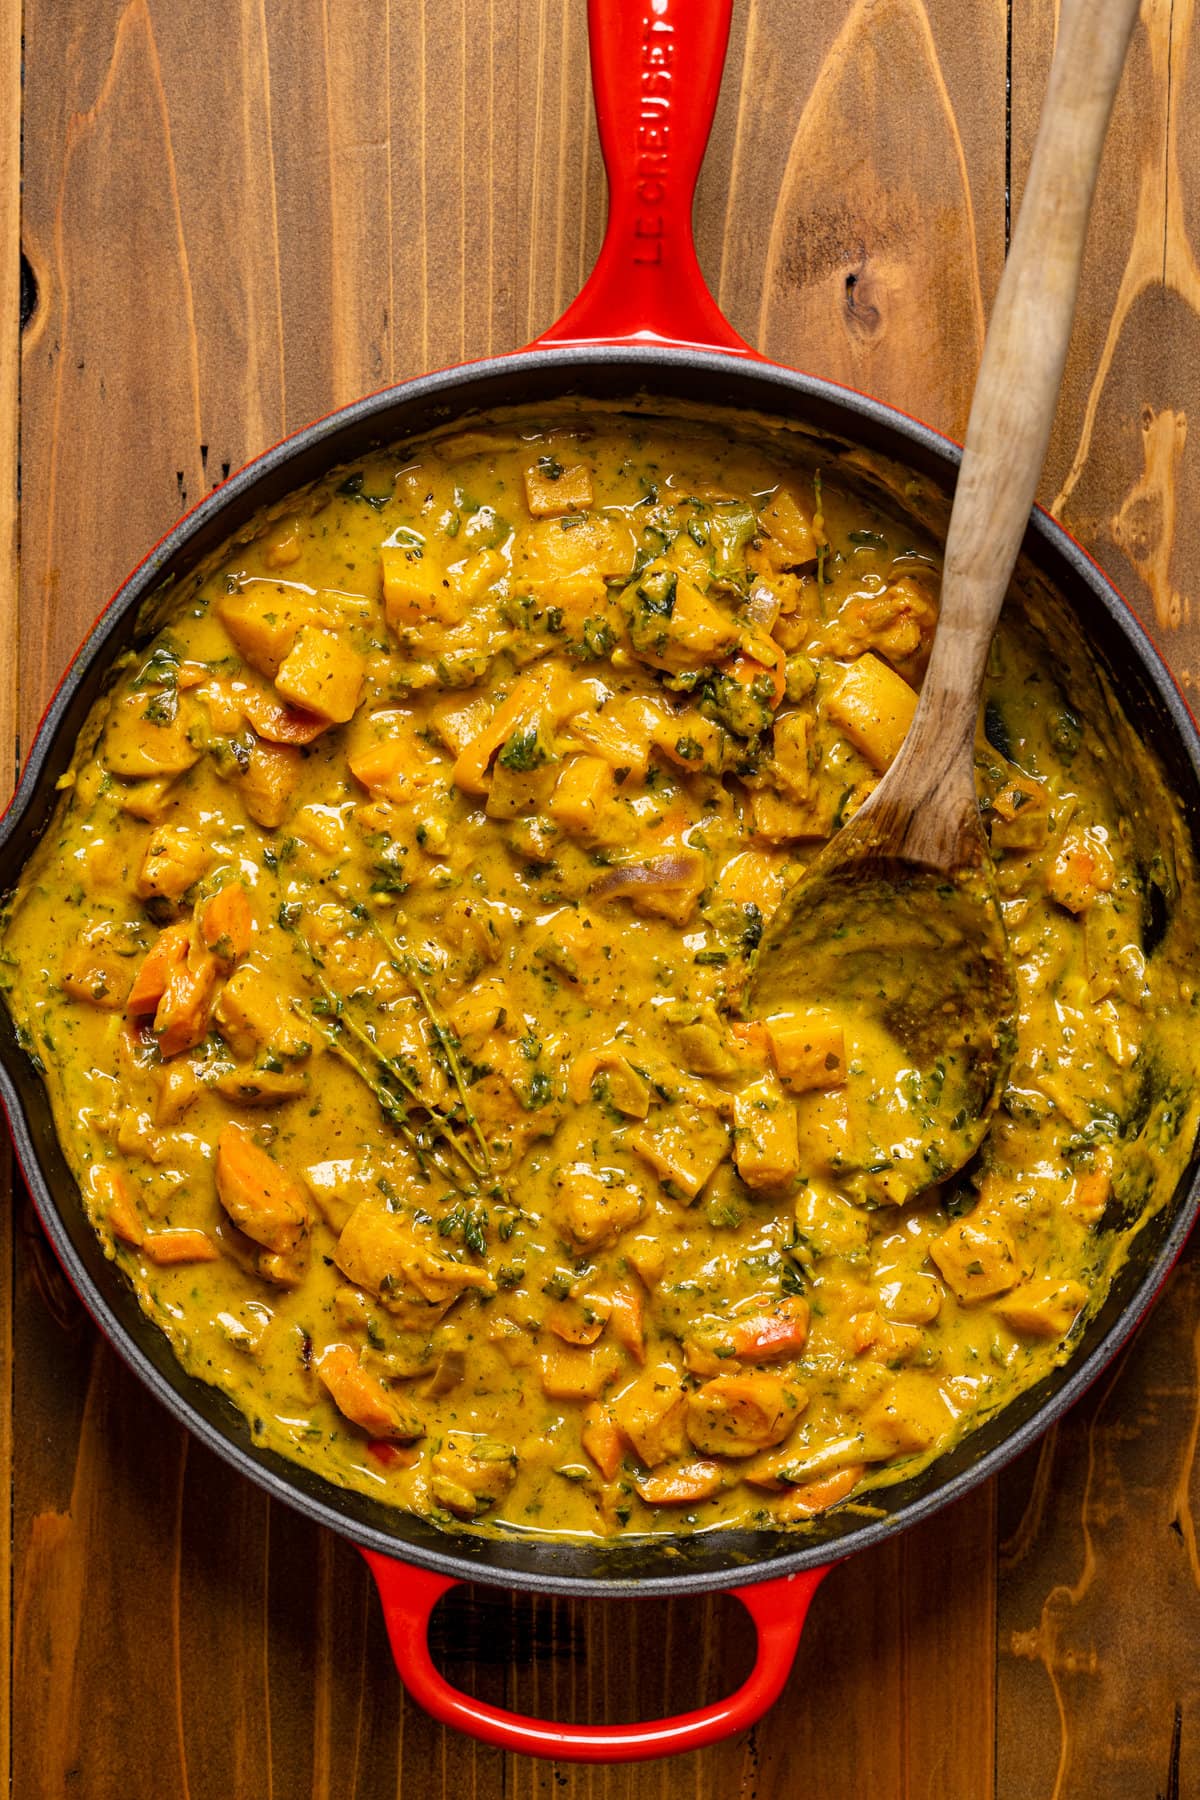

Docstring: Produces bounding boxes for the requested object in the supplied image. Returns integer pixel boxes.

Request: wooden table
[3,2,1199,1793]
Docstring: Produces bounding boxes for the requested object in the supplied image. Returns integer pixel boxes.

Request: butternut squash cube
[104,692,201,779]
[381,544,464,629]
[547,755,614,834]
[136,823,210,904]
[765,1014,847,1093]
[860,1375,954,1454]
[274,625,364,725]
[554,1165,644,1249]
[759,488,817,565]
[217,588,311,676]
[994,1278,1087,1338]
[628,1109,730,1201]
[825,654,919,771]
[540,1344,622,1401]
[238,741,303,829]
[771,711,812,799]
[733,1078,801,1192]
[928,1210,1019,1302]
[523,459,594,517]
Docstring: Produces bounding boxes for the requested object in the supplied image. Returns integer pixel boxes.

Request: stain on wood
[7,1,1200,1795]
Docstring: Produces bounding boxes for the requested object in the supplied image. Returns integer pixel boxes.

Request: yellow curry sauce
[3,409,1199,1540]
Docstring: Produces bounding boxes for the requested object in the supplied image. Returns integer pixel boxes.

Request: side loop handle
[362,1550,833,1763]
[530,0,757,357]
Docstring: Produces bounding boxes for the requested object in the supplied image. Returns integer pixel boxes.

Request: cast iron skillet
[3,0,1199,1764]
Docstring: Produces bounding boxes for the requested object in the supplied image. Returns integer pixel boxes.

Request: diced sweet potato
[825,654,919,771]
[993,1278,1087,1338]
[733,1078,801,1192]
[136,823,210,904]
[523,459,594,517]
[218,588,313,676]
[381,544,465,630]
[347,729,439,804]
[231,679,329,745]
[274,625,364,725]
[759,488,817,565]
[540,1344,622,1400]
[335,1200,494,1327]
[213,964,310,1060]
[430,1432,518,1517]
[318,1343,424,1441]
[238,740,304,828]
[860,1376,952,1454]
[103,692,201,779]
[554,1165,644,1250]
[611,1361,688,1469]
[628,1109,730,1202]
[928,1209,1019,1303]
[765,1014,847,1094]
[686,1373,806,1457]
[61,925,136,1010]
[547,755,614,835]
[605,1282,646,1362]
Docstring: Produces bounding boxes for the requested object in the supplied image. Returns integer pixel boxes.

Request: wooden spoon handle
[901,0,1141,780]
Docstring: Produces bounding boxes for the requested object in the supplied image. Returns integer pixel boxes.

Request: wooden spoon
[747,0,1142,1205]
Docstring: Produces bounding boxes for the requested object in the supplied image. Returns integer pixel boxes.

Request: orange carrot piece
[141,1228,221,1265]
[366,1438,422,1469]
[772,1464,864,1521]
[127,921,190,1016]
[546,1296,610,1347]
[318,1344,424,1441]
[199,883,254,961]
[91,1167,144,1247]
[635,1461,724,1505]
[721,653,785,709]
[581,1403,626,1480]
[730,1297,810,1364]
[215,1123,309,1255]
[606,1282,645,1363]
[154,947,219,1057]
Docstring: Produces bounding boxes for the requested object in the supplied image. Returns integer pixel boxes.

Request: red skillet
[4,0,1199,1766]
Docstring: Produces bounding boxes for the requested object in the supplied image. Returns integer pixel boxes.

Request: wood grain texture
[7,1,1200,1796]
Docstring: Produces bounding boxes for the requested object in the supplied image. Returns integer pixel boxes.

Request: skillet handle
[361,1549,831,1762]
[530,0,758,357]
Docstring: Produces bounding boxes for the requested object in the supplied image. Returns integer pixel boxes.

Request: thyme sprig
[287,934,488,1184]
[373,919,492,1176]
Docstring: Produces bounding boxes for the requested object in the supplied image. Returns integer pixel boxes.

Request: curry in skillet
[4,411,1198,1538]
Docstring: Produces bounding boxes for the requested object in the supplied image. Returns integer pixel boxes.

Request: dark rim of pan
[3,347,1198,1596]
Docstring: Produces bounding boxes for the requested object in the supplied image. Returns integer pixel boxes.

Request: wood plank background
[6,0,1199,1793]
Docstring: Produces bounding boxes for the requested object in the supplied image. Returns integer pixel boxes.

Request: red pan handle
[530,0,758,357]
[361,1550,831,1762]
